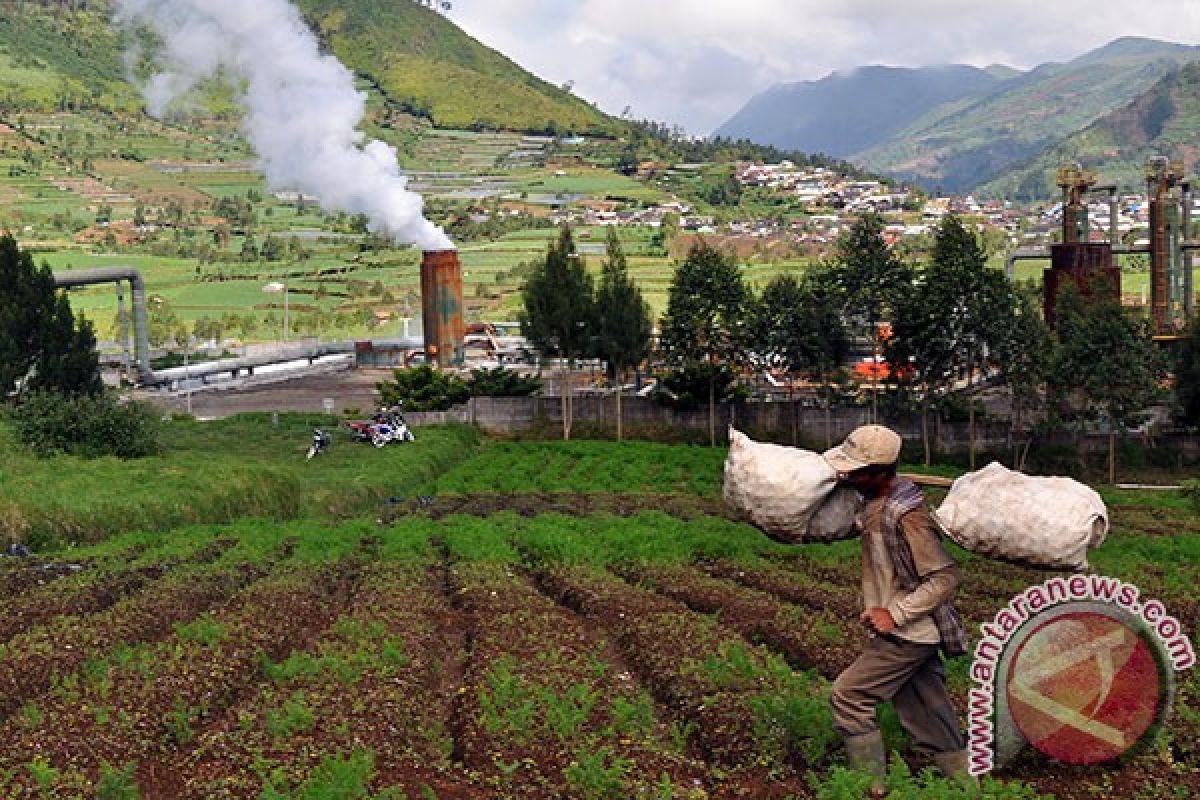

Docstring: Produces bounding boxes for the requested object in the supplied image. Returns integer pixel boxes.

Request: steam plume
[114,0,453,251]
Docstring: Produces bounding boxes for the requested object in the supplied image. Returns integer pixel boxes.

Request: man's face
[841,467,889,496]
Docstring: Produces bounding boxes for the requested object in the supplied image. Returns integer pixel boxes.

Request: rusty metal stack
[420,249,465,367]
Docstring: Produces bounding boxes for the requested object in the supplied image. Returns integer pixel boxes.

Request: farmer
[823,424,972,796]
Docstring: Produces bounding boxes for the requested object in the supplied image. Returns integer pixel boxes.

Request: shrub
[12,391,161,459]
[467,366,541,397]
[652,364,742,411]
[95,762,140,800]
[376,365,469,411]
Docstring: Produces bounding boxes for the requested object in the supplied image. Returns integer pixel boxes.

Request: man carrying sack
[823,425,973,796]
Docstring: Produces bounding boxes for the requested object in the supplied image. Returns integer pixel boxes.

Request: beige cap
[823,425,902,473]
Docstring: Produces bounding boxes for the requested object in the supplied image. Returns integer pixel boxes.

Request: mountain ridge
[716,36,1200,197]
[0,0,617,135]
[714,64,1008,159]
[976,60,1200,200]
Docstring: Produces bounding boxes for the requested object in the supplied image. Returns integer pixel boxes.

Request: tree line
[521,214,1183,480]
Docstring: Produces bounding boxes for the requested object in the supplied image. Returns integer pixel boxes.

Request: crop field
[0,419,1196,799]
[0,105,818,335]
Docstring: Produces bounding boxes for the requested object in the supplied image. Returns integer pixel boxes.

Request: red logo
[1005,609,1166,765]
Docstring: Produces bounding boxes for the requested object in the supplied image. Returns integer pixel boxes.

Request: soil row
[536,564,834,798]
[166,561,478,799]
[0,537,235,645]
[0,561,264,723]
[0,564,354,797]
[446,559,709,798]
[620,562,861,679]
[381,491,736,525]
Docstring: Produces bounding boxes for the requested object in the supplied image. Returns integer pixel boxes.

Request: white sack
[931,461,1108,570]
[807,486,864,543]
[723,428,844,543]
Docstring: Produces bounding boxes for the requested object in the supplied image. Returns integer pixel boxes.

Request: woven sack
[931,461,1107,570]
[723,428,849,543]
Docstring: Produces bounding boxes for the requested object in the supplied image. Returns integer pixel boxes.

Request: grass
[422,439,726,497]
[2,432,1190,799]
[0,413,479,549]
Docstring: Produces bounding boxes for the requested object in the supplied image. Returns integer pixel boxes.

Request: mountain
[977,61,1200,201]
[716,36,1200,196]
[0,4,139,111]
[294,0,613,134]
[853,37,1200,193]
[713,65,1011,158]
[0,0,615,135]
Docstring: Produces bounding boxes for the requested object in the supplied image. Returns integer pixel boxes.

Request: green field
[0,417,1196,798]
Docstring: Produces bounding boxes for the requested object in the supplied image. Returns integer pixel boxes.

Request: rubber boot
[933,749,978,791]
[843,730,887,798]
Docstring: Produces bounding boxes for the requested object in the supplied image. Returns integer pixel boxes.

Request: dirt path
[138,368,392,419]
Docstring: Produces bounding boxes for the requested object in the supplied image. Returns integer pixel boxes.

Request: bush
[12,391,161,459]
[467,366,541,397]
[652,364,742,411]
[376,365,469,411]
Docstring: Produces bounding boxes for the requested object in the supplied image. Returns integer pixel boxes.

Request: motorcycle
[345,406,415,448]
[306,428,332,460]
[387,405,416,444]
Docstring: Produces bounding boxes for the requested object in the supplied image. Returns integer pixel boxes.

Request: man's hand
[861,607,896,634]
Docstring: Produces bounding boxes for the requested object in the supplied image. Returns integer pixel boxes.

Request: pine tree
[593,227,651,440]
[1055,288,1167,482]
[520,224,595,439]
[897,214,1012,466]
[828,213,913,421]
[0,234,102,399]
[660,241,749,446]
[749,272,848,446]
[1176,316,1200,427]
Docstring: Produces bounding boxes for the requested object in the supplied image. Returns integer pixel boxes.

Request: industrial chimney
[420,249,465,367]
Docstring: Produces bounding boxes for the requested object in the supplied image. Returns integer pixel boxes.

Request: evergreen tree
[1176,316,1200,427]
[660,241,749,446]
[593,227,652,440]
[993,286,1054,469]
[749,272,848,445]
[1055,288,1167,482]
[827,213,913,421]
[891,214,1012,465]
[0,235,101,399]
[520,224,595,439]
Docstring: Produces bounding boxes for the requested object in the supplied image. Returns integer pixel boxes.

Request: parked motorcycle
[306,428,332,461]
[344,405,415,448]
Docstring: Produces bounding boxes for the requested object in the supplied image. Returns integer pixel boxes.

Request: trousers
[830,634,964,755]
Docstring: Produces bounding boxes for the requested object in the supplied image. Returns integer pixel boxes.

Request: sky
[448,0,1200,136]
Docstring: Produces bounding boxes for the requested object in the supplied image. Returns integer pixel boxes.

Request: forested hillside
[0,0,617,134]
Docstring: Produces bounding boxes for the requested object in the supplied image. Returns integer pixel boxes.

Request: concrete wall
[409,396,1005,450]
[405,395,1200,460]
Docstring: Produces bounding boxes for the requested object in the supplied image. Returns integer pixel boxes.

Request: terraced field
[0,428,1196,798]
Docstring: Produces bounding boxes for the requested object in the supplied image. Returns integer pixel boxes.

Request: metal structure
[419,249,466,367]
[53,267,153,384]
[1057,163,1097,244]
[1043,164,1122,327]
[1038,157,1200,334]
[1043,243,1121,328]
[1145,157,1194,337]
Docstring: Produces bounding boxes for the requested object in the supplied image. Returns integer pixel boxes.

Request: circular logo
[1005,606,1169,765]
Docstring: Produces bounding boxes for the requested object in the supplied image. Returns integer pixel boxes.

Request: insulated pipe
[1183,241,1198,320]
[1004,247,1050,280]
[1109,188,1119,246]
[115,282,131,384]
[53,267,153,383]
[1184,182,1193,242]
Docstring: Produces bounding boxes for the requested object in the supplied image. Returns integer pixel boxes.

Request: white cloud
[449,0,1200,135]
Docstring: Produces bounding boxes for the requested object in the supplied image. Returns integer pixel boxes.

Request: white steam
[114,0,453,251]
